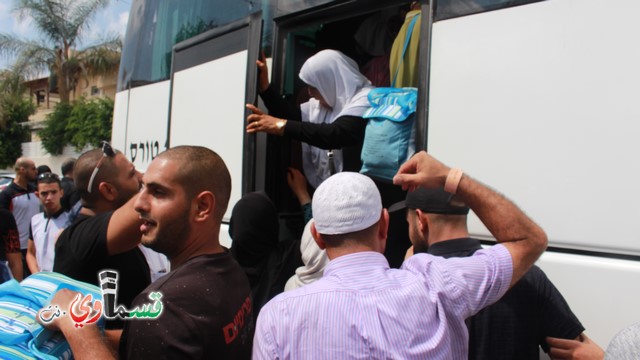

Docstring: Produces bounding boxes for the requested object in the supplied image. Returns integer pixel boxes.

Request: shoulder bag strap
[391,13,420,88]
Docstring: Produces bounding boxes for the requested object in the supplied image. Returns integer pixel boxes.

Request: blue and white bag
[360,87,417,182]
[0,272,103,359]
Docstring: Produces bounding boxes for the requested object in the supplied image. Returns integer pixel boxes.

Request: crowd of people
[3,142,637,359]
[0,7,637,356]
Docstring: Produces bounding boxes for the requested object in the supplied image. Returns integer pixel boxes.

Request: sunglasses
[87,141,116,193]
[37,172,60,182]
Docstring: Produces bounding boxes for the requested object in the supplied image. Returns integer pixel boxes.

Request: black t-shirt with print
[120,252,254,360]
[0,209,20,261]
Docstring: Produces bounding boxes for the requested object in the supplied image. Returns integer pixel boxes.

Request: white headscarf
[284,220,329,291]
[298,50,373,188]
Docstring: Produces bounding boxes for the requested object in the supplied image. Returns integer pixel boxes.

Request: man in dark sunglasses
[53,142,150,330]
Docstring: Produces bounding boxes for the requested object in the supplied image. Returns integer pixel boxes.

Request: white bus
[112,0,640,352]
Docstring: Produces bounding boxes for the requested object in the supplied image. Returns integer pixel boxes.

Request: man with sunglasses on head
[26,173,69,274]
[53,142,150,330]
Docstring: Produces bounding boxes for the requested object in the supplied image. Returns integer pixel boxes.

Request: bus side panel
[537,252,640,347]
[112,91,130,153]
[429,0,640,255]
[428,0,640,346]
[169,51,250,223]
[113,82,171,171]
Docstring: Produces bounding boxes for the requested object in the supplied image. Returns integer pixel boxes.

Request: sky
[0,0,132,72]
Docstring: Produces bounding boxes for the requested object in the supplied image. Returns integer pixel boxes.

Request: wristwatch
[276,119,287,135]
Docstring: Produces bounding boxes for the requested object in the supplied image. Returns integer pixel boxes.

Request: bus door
[267,0,422,267]
[167,12,263,224]
[267,0,416,209]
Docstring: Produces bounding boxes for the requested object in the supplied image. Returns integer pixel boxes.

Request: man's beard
[143,209,191,257]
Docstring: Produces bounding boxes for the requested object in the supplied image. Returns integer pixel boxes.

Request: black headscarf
[229,192,280,315]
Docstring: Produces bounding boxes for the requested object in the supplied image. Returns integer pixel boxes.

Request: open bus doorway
[263,1,416,267]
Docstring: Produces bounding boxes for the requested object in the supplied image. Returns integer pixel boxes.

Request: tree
[0,0,121,103]
[66,96,113,150]
[38,101,71,155]
[0,70,33,168]
[39,97,113,155]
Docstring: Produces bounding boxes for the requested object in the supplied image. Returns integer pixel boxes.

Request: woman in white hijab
[246,49,373,188]
[248,50,412,270]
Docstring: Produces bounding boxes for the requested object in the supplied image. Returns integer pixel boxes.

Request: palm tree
[0,0,121,103]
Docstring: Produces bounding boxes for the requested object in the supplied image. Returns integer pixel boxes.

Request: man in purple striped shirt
[253,151,548,359]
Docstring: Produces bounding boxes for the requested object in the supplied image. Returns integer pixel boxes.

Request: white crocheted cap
[312,172,382,235]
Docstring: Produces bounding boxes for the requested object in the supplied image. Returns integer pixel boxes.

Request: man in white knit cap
[253,151,548,359]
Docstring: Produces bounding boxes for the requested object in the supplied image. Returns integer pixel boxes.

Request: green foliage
[0,70,33,168]
[39,102,72,155]
[0,97,33,168]
[66,97,113,150]
[39,97,113,155]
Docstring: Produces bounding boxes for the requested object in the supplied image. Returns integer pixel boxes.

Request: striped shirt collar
[322,251,390,287]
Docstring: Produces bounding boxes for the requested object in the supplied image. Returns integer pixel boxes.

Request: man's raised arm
[394,151,548,286]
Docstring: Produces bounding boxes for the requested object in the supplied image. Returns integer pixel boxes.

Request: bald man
[0,157,40,277]
[43,146,253,359]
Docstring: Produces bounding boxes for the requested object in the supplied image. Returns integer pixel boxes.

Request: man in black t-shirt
[0,209,23,281]
[392,187,593,359]
[44,146,254,359]
[53,143,150,329]
[0,157,39,277]
[59,158,80,212]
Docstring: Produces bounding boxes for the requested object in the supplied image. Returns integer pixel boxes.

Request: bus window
[118,0,276,91]
[280,9,406,100]
[435,0,545,21]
